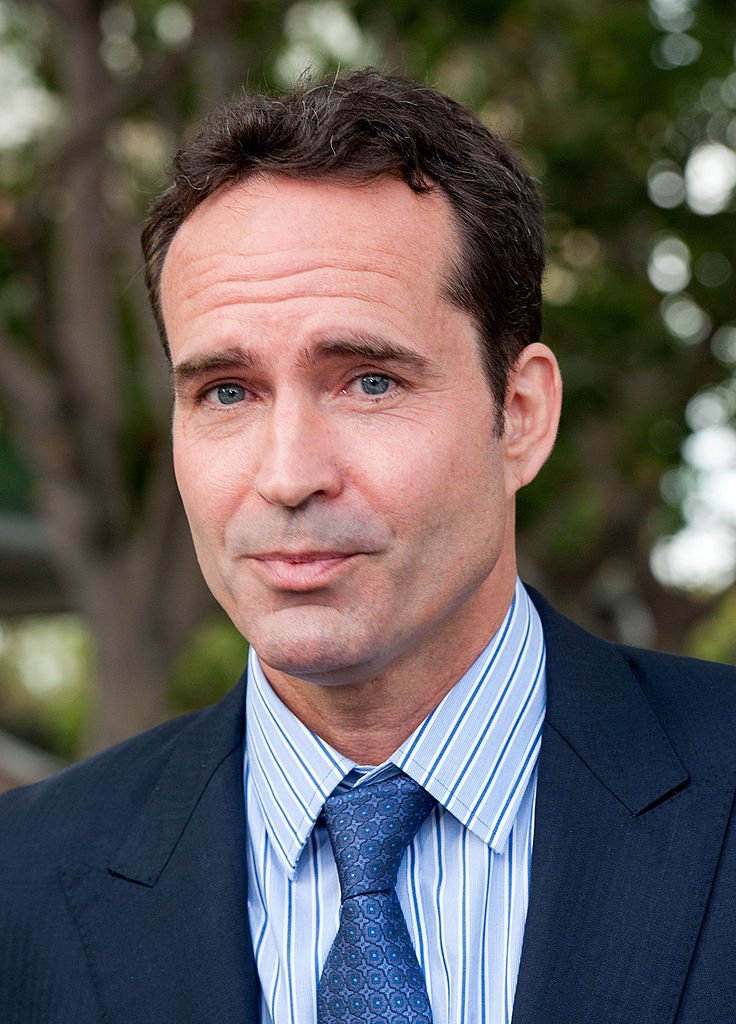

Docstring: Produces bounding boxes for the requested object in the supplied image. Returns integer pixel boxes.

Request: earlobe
[503,343,562,492]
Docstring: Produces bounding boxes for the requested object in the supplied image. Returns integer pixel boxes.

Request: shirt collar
[245,579,546,875]
[394,579,546,852]
[245,651,353,874]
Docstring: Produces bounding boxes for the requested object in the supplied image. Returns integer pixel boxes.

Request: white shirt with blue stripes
[244,578,546,1024]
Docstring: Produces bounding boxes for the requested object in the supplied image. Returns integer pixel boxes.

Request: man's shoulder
[0,712,194,869]
[531,583,736,692]
[616,641,736,763]
[0,677,246,874]
[618,638,736,686]
[530,585,736,771]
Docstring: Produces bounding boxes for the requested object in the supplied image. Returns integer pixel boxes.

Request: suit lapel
[61,680,260,1024]
[512,594,736,1024]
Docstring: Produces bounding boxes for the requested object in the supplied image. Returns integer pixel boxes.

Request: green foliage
[0,615,92,758]
[688,588,736,663]
[0,610,248,760]
[169,614,249,716]
[0,425,32,514]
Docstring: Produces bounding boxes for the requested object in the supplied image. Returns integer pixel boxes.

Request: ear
[502,342,562,495]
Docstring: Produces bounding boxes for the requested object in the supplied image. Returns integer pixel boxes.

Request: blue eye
[360,375,391,396]
[213,384,246,405]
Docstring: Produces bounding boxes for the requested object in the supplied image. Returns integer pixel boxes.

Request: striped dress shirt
[244,578,546,1024]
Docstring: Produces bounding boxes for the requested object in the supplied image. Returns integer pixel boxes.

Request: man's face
[163,176,531,692]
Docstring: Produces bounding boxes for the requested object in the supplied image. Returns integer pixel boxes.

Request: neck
[260,590,514,764]
[265,667,464,764]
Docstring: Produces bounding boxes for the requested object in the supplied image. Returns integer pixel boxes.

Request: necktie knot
[322,774,437,900]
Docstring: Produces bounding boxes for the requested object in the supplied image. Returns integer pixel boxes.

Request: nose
[254,397,342,508]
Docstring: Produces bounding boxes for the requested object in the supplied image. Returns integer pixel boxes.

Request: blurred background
[1,0,735,785]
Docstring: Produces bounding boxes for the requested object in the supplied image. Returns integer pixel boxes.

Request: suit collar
[531,587,688,814]
[62,674,260,1024]
[108,675,248,885]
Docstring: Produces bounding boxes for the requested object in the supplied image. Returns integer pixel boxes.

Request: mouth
[248,551,360,591]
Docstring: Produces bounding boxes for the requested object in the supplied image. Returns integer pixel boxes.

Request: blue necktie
[317,773,437,1023]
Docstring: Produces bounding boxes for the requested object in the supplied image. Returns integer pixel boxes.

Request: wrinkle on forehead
[168,255,427,305]
[163,261,447,352]
[162,175,458,287]
[166,277,430,342]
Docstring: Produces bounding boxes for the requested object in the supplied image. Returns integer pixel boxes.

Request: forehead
[166,172,458,255]
[161,175,460,323]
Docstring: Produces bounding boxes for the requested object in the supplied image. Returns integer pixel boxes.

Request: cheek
[173,434,248,539]
[354,443,466,561]
[378,426,496,512]
[392,435,508,560]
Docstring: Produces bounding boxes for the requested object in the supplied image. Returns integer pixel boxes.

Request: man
[1,69,735,1024]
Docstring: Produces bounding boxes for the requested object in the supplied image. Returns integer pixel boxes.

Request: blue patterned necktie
[317,772,437,1023]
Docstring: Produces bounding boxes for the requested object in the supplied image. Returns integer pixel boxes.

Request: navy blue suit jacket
[2,591,736,1022]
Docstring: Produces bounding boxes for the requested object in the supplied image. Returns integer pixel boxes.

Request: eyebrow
[171,334,434,393]
[171,348,262,392]
[299,334,433,374]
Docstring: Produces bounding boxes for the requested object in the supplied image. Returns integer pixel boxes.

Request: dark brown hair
[141,68,544,411]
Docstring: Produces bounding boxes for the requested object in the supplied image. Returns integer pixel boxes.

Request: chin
[238,606,379,684]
